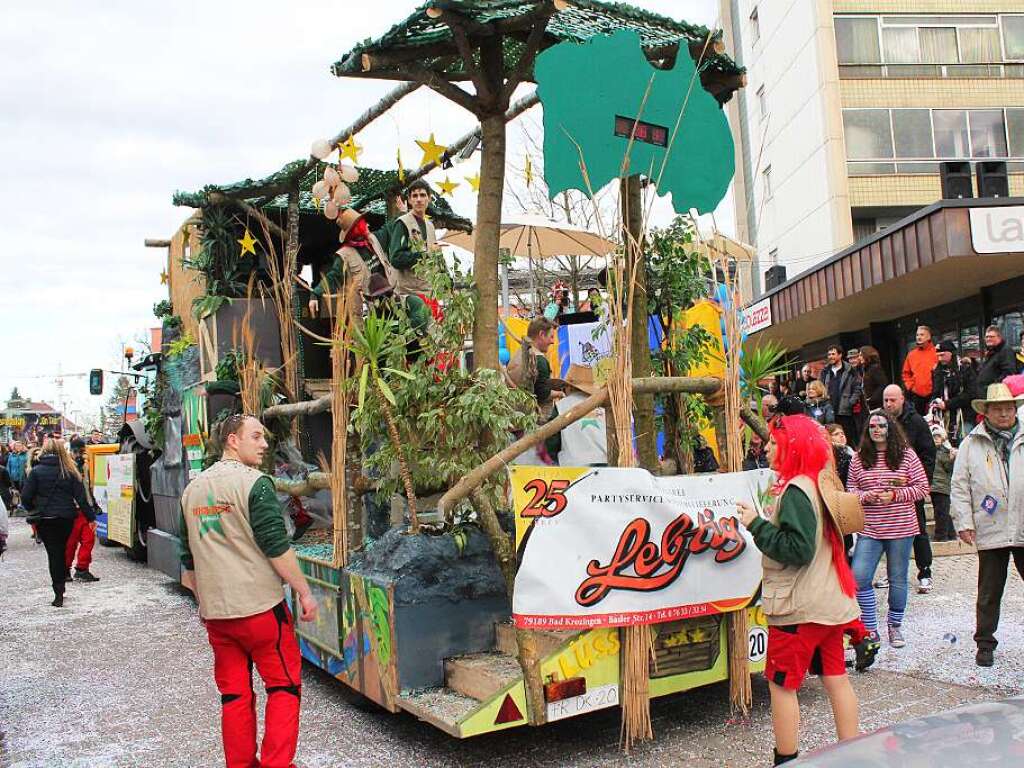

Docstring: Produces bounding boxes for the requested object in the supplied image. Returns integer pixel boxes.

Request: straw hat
[563,364,601,396]
[817,465,865,536]
[336,208,365,243]
[971,382,1024,414]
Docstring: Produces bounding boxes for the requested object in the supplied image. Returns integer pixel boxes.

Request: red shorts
[765,623,847,691]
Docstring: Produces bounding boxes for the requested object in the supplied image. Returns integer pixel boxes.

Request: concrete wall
[726,0,853,293]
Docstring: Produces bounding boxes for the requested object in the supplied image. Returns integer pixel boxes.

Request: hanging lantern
[332,183,351,206]
[311,180,328,199]
[324,200,340,220]
[324,166,340,187]
[311,138,334,160]
[339,163,359,183]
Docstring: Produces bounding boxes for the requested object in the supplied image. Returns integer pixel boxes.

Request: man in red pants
[180,414,318,768]
[65,437,99,582]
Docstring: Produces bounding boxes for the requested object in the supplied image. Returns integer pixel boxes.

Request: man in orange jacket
[902,325,938,416]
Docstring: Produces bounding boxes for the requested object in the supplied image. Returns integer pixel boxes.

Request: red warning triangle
[493,692,524,725]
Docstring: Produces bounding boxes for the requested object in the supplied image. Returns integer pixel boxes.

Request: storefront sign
[511,467,772,630]
[970,205,1024,254]
[741,297,772,334]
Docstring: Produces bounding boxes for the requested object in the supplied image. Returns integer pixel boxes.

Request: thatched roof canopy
[332,0,745,105]
[173,160,473,232]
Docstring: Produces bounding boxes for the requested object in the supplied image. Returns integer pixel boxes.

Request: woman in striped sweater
[847,411,930,648]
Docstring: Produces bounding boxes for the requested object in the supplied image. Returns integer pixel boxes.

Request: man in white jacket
[950,382,1024,668]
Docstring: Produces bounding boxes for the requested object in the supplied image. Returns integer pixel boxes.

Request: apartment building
[723,1,1024,294]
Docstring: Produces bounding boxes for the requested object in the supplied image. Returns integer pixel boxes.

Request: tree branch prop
[274,473,330,497]
[403,62,480,115]
[503,10,554,100]
[740,406,770,443]
[262,396,331,420]
[437,376,721,518]
[207,192,286,239]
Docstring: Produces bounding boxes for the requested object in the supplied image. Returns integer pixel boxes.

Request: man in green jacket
[180,414,318,768]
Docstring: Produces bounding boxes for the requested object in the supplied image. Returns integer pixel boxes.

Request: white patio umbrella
[442,213,617,310]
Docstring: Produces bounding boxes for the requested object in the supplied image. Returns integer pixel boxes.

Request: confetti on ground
[0,522,1018,767]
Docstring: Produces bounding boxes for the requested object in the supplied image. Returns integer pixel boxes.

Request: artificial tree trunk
[471,113,507,372]
[621,175,657,470]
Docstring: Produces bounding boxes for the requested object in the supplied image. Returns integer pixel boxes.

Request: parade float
[147,0,777,749]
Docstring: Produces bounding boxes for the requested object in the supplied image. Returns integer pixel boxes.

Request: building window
[750,7,760,44]
[757,85,767,121]
[892,109,934,158]
[1008,109,1024,156]
[1004,16,1024,60]
[843,107,1022,174]
[969,109,1009,157]
[836,13,1023,77]
[843,110,894,159]
[932,110,971,157]
[835,17,881,64]
[763,165,772,199]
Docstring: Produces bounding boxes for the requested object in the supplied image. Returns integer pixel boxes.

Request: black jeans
[913,500,932,579]
[975,547,1024,651]
[931,492,956,540]
[911,394,931,416]
[36,518,73,592]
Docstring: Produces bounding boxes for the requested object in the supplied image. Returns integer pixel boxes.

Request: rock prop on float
[346,526,510,689]
[535,29,734,215]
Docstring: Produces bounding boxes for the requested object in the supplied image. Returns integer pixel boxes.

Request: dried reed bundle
[235,278,268,419]
[259,219,300,441]
[328,281,360,568]
[712,243,752,714]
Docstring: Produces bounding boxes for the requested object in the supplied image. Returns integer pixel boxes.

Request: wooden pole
[437,376,721,517]
[472,112,507,372]
[207,192,287,239]
[621,175,657,471]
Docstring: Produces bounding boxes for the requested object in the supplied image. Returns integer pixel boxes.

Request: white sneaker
[873,576,889,589]
[918,577,932,594]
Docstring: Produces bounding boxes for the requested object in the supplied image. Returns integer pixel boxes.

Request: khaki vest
[379,212,435,296]
[181,460,285,620]
[760,475,859,627]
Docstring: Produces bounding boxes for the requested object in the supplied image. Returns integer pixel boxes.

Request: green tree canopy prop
[536,29,734,215]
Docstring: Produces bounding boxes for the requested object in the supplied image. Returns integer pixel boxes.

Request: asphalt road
[1,519,1020,768]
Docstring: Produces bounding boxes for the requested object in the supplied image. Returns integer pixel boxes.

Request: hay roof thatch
[333,0,744,104]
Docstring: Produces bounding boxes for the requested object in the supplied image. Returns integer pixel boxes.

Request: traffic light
[89,369,104,395]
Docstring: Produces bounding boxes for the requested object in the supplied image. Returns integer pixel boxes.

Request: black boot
[774,749,799,765]
[74,570,99,582]
[51,586,64,608]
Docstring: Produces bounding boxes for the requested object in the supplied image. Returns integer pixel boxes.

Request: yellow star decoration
[397,147,405,183]
[525,154,534,187]
[338,134,362,164]
[465,172,481,192]
[437,176,460,197]
[159,269,169,285]
[415,132,447,167]
[238,229,258,257]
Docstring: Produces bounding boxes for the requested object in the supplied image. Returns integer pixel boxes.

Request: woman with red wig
[737,414,861,765]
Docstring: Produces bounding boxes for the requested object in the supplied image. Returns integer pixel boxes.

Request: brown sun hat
[336,208,365,243]
[817,465,865,536]
[563,364,602,396]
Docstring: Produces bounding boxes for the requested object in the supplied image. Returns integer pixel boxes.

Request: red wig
[769,414,831,493]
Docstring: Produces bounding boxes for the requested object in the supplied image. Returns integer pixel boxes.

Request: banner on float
[511,466,773,630]
[105,454,136,548]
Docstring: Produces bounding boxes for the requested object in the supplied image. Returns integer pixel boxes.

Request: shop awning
[746,198,1024,352]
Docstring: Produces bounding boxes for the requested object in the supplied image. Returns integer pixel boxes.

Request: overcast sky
[0,0,727,425]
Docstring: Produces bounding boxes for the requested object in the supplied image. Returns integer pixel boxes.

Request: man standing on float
[179,414,318,768]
